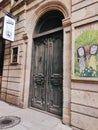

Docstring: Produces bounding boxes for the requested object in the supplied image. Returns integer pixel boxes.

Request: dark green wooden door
[31,31,63,115]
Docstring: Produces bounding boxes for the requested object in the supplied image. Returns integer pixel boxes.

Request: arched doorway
[30,10,64,116]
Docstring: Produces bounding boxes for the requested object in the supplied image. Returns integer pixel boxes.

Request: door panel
[31,31,63,116]
[32,40,46,110]
[48,35,63,115]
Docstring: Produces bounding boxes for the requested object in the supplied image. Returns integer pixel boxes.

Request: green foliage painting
[74,30,98,78]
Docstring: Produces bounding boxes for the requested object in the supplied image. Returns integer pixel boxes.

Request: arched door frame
[30,9,64,116]
[27,1,71,125]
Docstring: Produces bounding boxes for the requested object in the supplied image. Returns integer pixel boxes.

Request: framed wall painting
[72,30,98,81]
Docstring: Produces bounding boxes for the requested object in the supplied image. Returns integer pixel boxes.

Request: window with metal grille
[11,47,18,63]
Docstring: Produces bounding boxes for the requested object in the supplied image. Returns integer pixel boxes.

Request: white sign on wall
[2,15,15,41]
[0,0,3,3]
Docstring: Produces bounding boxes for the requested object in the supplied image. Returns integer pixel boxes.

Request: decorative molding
[62,17,71,27]
[22,33,28,41]
[35,1,69,19]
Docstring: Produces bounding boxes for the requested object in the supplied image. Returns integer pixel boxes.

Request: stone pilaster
[62,17,71,125]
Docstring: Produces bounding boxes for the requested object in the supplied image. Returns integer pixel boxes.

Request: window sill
[10,62,19,65]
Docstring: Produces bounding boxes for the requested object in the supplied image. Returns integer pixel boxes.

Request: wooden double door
[30,31,63,116]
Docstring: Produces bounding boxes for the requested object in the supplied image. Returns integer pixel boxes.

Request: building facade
[0,0,98,130]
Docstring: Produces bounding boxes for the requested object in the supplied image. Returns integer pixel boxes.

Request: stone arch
[32,1,69,36]
[35,1,69,18]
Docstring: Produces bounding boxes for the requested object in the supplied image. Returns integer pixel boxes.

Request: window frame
[11,46,19,64]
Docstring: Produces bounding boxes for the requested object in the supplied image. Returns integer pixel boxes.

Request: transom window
[34,10,64,37]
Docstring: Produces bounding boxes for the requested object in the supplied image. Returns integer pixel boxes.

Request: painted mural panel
[74,30,98,79]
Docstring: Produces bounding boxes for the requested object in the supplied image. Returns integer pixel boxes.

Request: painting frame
[72,30,98,81]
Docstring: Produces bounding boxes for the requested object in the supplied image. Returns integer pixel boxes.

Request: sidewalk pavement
[0,101,72,130]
